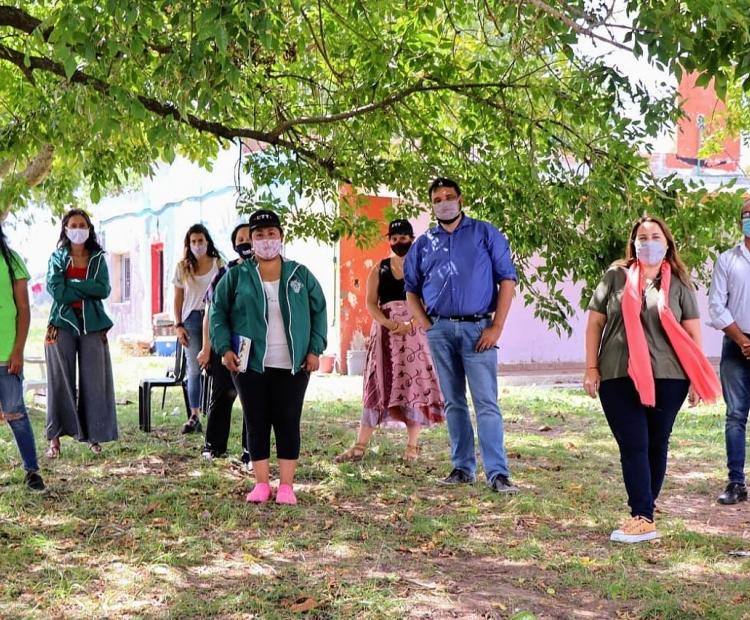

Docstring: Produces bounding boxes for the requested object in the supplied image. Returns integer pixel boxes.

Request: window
[121,254,131,302]
[111,253,132,303]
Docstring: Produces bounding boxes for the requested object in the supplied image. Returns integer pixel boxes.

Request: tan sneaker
[610,515,659,543]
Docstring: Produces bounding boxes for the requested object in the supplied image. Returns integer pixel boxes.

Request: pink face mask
[253,238,282,260]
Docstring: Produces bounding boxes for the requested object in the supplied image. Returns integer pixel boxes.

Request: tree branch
[0,42,339,176]
[268,79,515,137]
[0,5,50,39]
[519,0,634,52]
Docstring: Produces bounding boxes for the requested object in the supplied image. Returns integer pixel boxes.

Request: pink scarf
[621,261,720,406]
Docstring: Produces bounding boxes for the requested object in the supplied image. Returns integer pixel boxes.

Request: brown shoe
[610,515,659,543]
[334,443,367,463]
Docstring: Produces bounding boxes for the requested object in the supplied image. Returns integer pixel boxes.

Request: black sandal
[181,416,203,434]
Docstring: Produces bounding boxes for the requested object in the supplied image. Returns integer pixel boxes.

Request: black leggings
[599,377,689,520]
[204,349,248,456]
[234,367,310,460]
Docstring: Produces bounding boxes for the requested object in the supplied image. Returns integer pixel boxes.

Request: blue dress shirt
[404,215,517,317]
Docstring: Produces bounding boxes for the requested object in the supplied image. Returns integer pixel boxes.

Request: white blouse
[263,280,292,369]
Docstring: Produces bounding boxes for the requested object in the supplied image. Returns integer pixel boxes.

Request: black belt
[432,313,492,322]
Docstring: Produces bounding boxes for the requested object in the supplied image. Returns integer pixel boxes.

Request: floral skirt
[361,301,445,428]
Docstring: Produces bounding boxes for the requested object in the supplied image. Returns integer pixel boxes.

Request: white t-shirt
[173,258,220,322]
[263,280,292,369]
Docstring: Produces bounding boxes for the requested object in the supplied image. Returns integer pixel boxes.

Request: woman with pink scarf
[584,215,719,544]
[335,219,445,464]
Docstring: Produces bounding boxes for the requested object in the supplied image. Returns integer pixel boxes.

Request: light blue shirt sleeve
[708,252,735,330]
[403,240,423,295]
[487,226,517,282]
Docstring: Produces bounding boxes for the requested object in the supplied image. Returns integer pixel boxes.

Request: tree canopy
[1,1,749,328]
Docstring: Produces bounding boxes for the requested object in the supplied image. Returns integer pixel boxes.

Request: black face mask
[436,212,462,226]
[235,242,253,258]
[390,241,412,257]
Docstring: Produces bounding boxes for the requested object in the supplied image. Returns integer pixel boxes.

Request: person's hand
[385,319,399,332]
[583,368,600,399]
[476,324,502,352]
[7,349,23,375]
[393,321,411,336]
[687,385,701,408]
[197,347,211,369]
[176,326,189,347]
[222,351,240,372]
[741,339,750,360]
[302,353,320,372]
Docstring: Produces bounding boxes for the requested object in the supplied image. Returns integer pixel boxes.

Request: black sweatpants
[203,349,248,456]
[599,377,689,520]
[234,367,310,460]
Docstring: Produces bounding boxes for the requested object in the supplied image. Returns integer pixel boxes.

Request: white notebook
[231,334,252,373]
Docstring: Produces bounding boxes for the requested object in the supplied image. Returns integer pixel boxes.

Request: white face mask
[65,227,89,245]
[432,199,461,222]
[190,243,207,258]
[253,238,282,260]
[635,240,667,266]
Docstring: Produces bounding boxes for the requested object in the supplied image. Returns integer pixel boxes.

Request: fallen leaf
[289,597,317,613]
[144,502,160,514]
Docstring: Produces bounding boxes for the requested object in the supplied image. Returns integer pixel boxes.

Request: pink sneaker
[276,484,297,505]
[246,483,272,503]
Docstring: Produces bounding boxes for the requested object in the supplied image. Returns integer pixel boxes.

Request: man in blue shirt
[405,177,518,493]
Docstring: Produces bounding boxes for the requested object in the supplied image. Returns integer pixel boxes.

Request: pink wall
[499,275,724,364]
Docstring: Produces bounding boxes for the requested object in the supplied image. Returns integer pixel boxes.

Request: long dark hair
[617,214,692,286]
[57,208,103,253]
[0,221,18,285]
[181,223,220,276]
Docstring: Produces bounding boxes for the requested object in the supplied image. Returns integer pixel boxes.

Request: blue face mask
[635,240,667,266]
[743,217,750,238]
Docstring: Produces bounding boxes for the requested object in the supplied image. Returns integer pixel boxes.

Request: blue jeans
[0,366,40,472]
[720,336,750,484]
[184,310,204,410]
[426,317,509,481]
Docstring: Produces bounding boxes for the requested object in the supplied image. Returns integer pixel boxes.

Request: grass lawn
[1,339,749,619]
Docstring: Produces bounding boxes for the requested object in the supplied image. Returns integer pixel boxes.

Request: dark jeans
[599,377,689,520]
[720,336,750,484]
[234,367,310,461]
[204,349,248,455]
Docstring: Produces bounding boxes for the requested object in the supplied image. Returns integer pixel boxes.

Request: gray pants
[45,328,118,443]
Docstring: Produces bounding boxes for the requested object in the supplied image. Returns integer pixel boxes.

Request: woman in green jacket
[210,209,327,505]
[45,209,117,457]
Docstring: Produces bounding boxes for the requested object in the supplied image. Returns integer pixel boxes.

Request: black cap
[387,219,414,237]
[248,209,282,232]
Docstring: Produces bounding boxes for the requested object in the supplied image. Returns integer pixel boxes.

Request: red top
[66,264,87,310]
